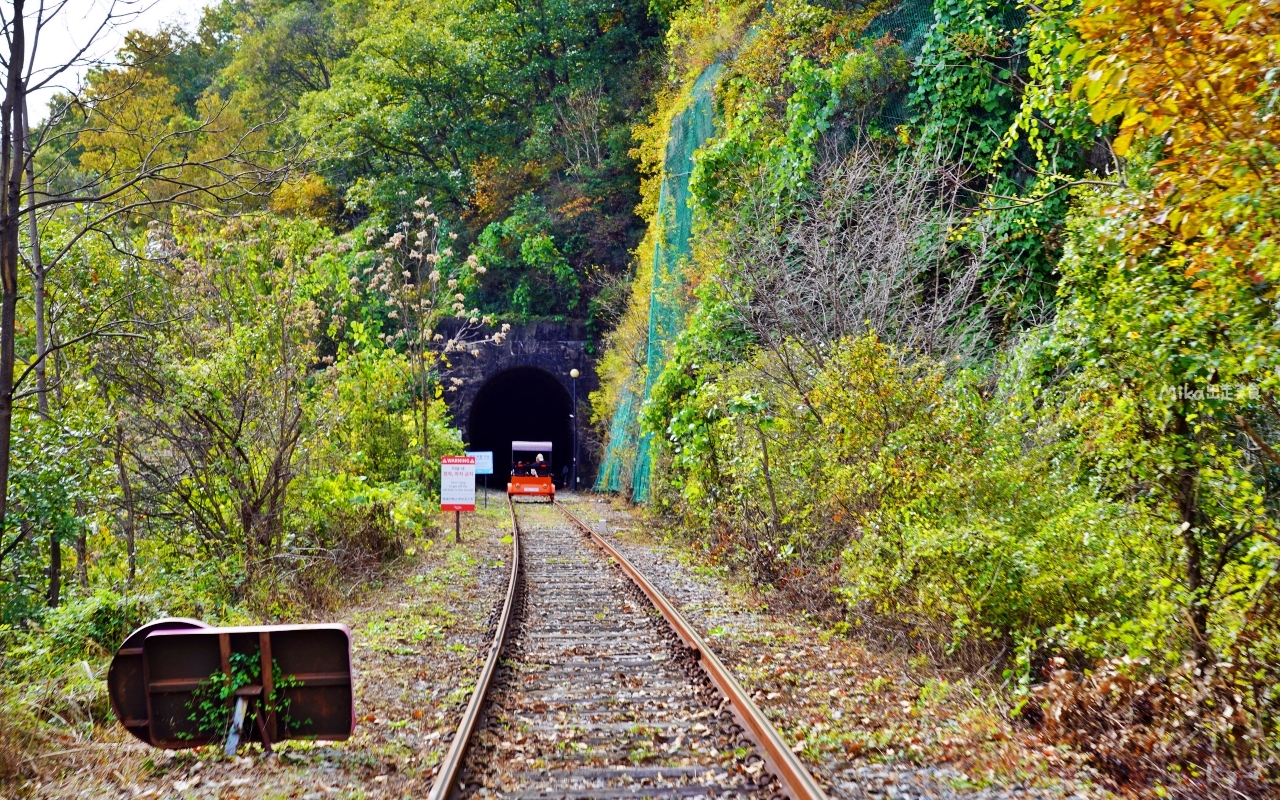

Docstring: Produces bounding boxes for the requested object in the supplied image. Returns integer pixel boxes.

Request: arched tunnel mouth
[468,367,575,485]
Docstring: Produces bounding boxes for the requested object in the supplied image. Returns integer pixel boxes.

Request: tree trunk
[756,424,781,533]
[0,1,27,548]
[23,99,46,417]
[109,410,138,585]
[46,527,60,607]
[74,499,88,589]
[1173,408,1209,665]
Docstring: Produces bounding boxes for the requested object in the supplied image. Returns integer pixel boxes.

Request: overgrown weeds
[246,501,414,616]
[0,693,35,783]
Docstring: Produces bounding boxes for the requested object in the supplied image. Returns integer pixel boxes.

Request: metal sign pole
[455,510,461,543]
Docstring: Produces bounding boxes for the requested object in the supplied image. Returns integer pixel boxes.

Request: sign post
[467,451,494,508]
[441,456,476,542]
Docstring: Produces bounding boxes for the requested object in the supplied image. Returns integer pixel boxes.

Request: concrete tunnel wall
[441,321,598,488]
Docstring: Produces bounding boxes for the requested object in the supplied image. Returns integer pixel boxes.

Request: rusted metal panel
[107,618,210,746]
[110,622,354,750]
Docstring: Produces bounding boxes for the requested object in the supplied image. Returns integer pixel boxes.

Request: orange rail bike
[507,440,555,500]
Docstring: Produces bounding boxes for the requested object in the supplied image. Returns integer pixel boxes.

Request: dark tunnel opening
[468,367,575,485]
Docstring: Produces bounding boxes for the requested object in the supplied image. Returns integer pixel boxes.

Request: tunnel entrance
[467,367,575,484]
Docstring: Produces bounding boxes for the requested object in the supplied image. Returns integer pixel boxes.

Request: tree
[357,197,507,472]
[0,0,290,568]
[1061,0,1280,662]
[297,0,660,215]
[225,0,358,116]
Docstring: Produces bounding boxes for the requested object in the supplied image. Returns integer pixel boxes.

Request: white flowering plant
[351,197,506,395]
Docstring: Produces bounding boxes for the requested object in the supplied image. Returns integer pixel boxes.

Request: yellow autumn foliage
[1070,0,1279,280]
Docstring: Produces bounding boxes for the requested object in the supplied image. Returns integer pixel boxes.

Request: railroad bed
[431,499,827,800]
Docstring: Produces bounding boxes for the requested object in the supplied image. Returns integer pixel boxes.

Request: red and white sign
[440,456,476,512]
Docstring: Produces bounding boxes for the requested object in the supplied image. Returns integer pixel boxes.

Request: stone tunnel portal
[467,366,575,484]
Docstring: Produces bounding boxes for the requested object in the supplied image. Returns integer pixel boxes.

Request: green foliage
[1,203,479,625]
[691,0,910,211]
[3,591,158,679]
[649,331,1169,660]
[183,651,307,742]
[625,4,1279,772]
[909,0,1024,172]
[907,0,1102,325]
[313,323,428,484]
[120,17,237,115]
[0,415,100,624]
[469,194,581,319]
[297,0,658,228]
[1048,185,1280,663]
[995,0,1094,171]
[223,0,361,116]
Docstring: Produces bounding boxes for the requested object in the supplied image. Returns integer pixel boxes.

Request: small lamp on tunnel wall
[570,369,580,489]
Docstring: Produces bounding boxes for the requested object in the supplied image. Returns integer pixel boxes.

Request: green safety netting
[865,0,939,127]
[596,0,938,501]
[595,63,721,500]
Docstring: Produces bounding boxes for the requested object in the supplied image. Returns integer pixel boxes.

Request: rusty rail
[554,500,829,800]
[426,498,521,800]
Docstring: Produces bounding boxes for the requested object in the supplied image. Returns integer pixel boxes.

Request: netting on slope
[596,0,939,501]
[595,63,722,500]
[865,0,941,128]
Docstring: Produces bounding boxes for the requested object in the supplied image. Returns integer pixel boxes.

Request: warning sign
[440,456,476,512]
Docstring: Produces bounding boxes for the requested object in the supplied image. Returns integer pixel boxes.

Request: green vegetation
[183,651,306,740]
[593,0,1280,792]
[0,0,666,776]
[0,0,1273,793]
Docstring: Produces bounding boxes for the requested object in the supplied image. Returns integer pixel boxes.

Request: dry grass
[0,706,34,785]
[1033,657,1278,798]
[246,502,412,616]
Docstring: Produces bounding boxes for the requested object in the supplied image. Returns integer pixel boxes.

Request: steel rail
[554,500,829,800]
[426,498,522,800]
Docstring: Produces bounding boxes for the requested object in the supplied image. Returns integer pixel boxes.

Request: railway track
[427,497,827,800]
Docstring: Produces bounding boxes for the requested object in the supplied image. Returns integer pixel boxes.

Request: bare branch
[713,139,997,383]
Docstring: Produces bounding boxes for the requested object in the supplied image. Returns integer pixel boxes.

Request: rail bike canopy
[511,440,553,455]
[108,620,354,754]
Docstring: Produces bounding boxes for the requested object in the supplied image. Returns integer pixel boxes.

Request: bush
[1034,656,1278,797]
[3,590,158,677]
[650,333,1173,659]
[0,591,160,742]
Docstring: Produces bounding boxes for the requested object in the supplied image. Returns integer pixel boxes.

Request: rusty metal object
[109,622,354,750]
[108,618,210,745]
[555,501,829,800]
[426,497,522,800]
